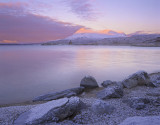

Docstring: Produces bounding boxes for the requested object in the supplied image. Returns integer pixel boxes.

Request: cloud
[64,0,95,20]
[0,40,17,44]
[0,2,82,43]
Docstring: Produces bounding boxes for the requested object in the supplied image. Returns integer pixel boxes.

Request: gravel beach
[0,72,160,125]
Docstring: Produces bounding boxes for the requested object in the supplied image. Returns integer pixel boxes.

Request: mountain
[66,28,126,40]
[43,28,160,46]
[98,34,160,46]
[43,28,126,45]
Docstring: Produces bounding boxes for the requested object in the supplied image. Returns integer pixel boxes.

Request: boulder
[80,76,99,89]
[33,87,84,102]
[101,80,124,89]
[119,116,160,125]
[122,97,151,110]
[91,100,115,114]
[97,86,123,99]
[14,97,80,125]
[101,80,116,87]
[122,71,152,89]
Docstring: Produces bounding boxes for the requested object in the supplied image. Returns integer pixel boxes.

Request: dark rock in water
[91,100,115,114]
[33,87,84,102]
[122,71,152,89]
[80,76,99,89]
[97,86,123,99]
[119,116,160,125]
[14,97,80,125]
[123,97,151,110]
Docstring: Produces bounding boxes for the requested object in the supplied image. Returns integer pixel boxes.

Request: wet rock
[97,86,123,99]
[14,97,80,125]
[33,87,84,102]
[80,76,99,89]
[122,71,152,89]
[119,116,160,125]
[91,100,115,114]
[123,97,151,110]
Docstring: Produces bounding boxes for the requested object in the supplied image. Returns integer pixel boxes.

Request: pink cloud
[0,2,82,43]
[64,0,96,20]
[0,40,17,44]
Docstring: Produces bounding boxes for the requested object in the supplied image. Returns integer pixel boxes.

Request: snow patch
[66,32,126,40]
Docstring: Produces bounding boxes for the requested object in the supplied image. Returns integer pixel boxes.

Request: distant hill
[97,34,160,47]
[0,43,41,46]
[43,32,160,47]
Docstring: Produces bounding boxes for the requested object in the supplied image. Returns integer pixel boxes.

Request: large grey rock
[97,86,123,99]
[80,76,99,89]
[91,100,115,114]
[33,87,84,101]
[14,97,80,125]
[123,97,151,110]
[119,116,160,125]
[122,71,152,89]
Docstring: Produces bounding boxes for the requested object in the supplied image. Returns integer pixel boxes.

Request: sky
[0,0,160,43]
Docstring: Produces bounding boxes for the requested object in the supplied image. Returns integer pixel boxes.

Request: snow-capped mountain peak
[66,28,126,40]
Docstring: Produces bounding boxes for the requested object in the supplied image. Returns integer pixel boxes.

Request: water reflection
[0,45,160,105]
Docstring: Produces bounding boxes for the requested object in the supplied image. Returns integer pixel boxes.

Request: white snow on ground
[26,98,68,123]
[66,33,126,40]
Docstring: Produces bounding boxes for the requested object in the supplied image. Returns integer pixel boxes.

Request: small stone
[91,100,115,114]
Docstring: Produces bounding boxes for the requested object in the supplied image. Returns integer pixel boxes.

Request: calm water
[0,45,160,105]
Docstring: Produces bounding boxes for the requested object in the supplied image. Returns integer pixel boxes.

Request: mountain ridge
[43,33,160,47]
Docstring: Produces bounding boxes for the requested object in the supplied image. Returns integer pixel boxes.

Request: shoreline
[1,44,160,47]
[1,72,160,108]
[42,44,160,47]
[1,71,160,125]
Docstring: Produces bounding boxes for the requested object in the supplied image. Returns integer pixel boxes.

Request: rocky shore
[0,71,160,125]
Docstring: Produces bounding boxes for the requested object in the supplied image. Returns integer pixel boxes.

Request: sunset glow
[0,0,159,43]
